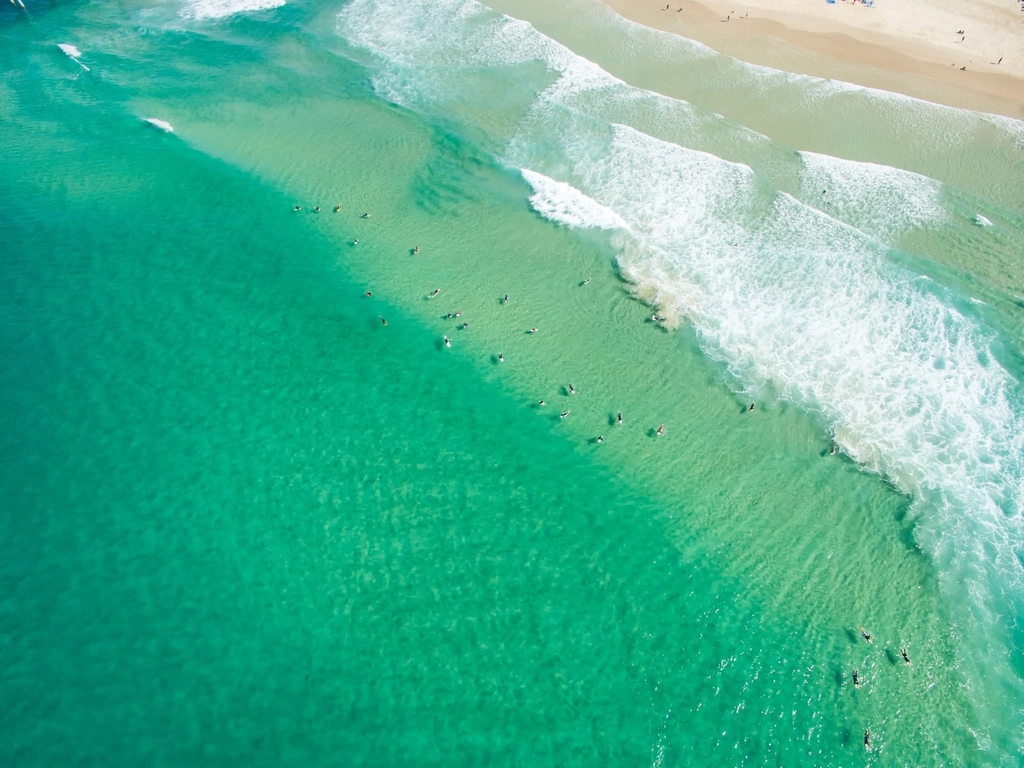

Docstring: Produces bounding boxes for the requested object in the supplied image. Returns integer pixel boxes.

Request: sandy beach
[605,0,1024,118]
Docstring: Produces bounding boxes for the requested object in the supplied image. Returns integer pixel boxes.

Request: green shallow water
[1,1,1022,765]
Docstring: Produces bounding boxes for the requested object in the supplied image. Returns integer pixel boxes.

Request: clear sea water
[2,0,1023,765]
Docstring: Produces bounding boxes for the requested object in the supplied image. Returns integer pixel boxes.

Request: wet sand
[605,0,1024,119]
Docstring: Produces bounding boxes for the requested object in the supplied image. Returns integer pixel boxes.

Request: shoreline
[604,0,1024,120]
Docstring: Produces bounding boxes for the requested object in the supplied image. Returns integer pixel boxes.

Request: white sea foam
[181,0,284,21]
[974,214,993,227]
[58,43,90,72]
[521,169,627,231]
[143,117,174,132]
[799,151,946,241]
[338,0,1024,731]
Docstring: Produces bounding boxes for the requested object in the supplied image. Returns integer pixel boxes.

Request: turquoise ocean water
[2,0,1023,764]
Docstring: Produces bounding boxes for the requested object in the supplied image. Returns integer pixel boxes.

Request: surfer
[652,314,661,322]
[502,294,509,304]
[583,278,591,285]
[529,327,538,334]
[560,410,570,419]
[444,336,451,348]
[749,403,755,412]
[455,310,462,318]
[294,205,301,211]
[334,205,342,212]
[413,245,420,254]
[353,238,359,245]
[538,400,546,407]
[597,435,604,443]
[901,648,912,666]
[380,317,388,326]
[568,384,576,395]
[864,730,871,750]
[860,627,873,644]
[428,288,441,299]
[656,424,664,436]
[361,212,371,218]
[498,353,504,363]
[365,291,372,297]
[461,322,469,330]
[852,669,860,688]
[314,206,321,212]
[617,412,623,425]
[830,444,836,455]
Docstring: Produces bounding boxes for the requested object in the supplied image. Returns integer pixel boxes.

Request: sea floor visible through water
[1,0,1023,765]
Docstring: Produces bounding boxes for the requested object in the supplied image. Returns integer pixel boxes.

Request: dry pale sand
[606,0,1024,119]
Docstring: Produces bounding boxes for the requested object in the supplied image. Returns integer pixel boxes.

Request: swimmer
[502,294,509,304]
[498,353,504,363]
[852,669,860,688]
[560,410,570,419]
[293,205,301,212]
[444,336,451,348]
[749,403,755,412]
[334,205,342,212]
[860,627,873,644]
[597,435,604,443]
[568,384,576,395]
[538,400,546,407]
[617,412,622,425]
[314,206,321,213]
[656,424,664,436]
[901,648,912,666]
[529,327,538,334]
[413,245,420,254]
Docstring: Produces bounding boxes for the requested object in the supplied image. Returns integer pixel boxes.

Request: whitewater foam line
[180,0,285,21]
[58,43,90,72]
[522,169,627,231]
[143,117,174,133]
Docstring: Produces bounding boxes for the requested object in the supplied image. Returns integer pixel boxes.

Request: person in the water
[413,245,420,254]
[380,317,387,326]
[361,212,370,218]
[560,410,570,419]
[863,730,871,750]
[538,400,546,407]
[656,424,665,436]
[830,444,836,455]
[498,353,504,362]
[860,627,873,644]
[617,412,623,425]
[901,648,912,666]
[365,291,372,297]
[461,322,468,330]
[444,336,451,348]
[334,205,342,212]
[428,288,441,299]
[502,294,509,304]
[568,384,576,395]
[852,669,860,688]
[314,206,321,212]
[293,205,301,211]
[529,327,538,334]
[749,403,755,412]
[353,238,359,245]
[597,435,604,443]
